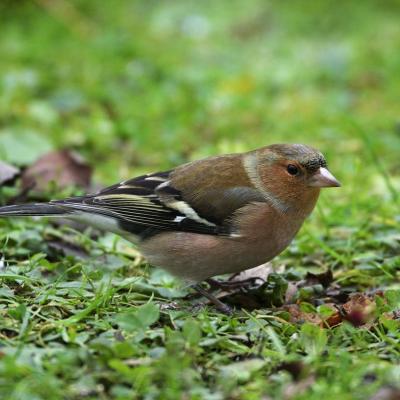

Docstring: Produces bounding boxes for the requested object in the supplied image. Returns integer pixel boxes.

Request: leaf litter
[202,266,400,331]
[21,149,92,193]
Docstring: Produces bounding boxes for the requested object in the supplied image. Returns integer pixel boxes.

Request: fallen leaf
[230,263,274,283]
[324,305,342,327]
[325,285,355,303]
[284,270,333,304]
[285,304,323,326]
[21,149,92,192]
[342,293,376,327]
[0,161,19,186]
[285,303,340,327]
[305,269,333,287]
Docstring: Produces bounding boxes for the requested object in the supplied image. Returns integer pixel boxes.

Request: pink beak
[309,167,341,188]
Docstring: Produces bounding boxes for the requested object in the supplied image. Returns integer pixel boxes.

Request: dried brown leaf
[0,161,19,186]
[342,293,376,327]
[285,303,341,327]
[305,269,333,287]
[323,304,342,327]
[230,263,274,283]
[21,149,92,192]
[285,304,323,326]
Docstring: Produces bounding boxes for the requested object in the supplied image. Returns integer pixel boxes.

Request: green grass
[0,1,399,399]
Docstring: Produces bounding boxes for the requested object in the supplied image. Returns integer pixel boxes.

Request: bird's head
[249,143,340,214]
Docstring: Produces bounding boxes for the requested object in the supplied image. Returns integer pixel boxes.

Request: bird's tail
[0,203,72,217]
[0,201,125,238]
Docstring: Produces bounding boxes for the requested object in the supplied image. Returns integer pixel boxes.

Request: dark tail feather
[0,203,73,217]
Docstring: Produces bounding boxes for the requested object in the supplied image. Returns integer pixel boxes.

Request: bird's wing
[50,171,226,238]
[169,154,266,223]
[52,156,265,239]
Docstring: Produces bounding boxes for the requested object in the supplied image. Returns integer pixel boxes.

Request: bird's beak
[309,167,341,188]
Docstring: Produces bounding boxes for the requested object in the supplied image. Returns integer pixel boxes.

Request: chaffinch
[0,144,340,313]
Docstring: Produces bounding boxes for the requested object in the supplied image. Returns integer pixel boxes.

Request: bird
[0,143,340,313]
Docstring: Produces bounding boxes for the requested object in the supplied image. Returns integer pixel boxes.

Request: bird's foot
[193,284,233,315]
[206,277,262,291]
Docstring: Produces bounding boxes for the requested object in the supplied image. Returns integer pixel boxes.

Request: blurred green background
[0,0,399,216]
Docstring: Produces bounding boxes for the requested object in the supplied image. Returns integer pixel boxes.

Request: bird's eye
[287,164,299,176]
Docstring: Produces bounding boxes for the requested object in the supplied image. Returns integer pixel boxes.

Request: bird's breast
[139,203,306,282]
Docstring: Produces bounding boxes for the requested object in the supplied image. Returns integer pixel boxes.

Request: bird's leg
[193,284,233,315]
[206,277,262,291]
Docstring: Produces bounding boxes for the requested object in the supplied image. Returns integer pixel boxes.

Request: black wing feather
[52,171,231,239]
